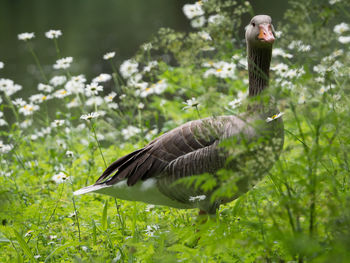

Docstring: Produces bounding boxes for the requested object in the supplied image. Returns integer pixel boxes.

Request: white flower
[121,125,141,140]
[127,73,142,86]
[108,102,119,109]
[228,98,242,109]
[38,83,54,93]
[274,31,283,38]
[0,61,4,69]
[208,14,225,25]
[288,40,311,52]
[0,119,7,126]
[152,79,168,94]
[12,98,26,107]
[198,31,212,41]
[53,57,73,69]
[144,224,159,237]
[191,16,206,28]
[67,98,80,108]
[183,2,204,19]
[0,78,22,96]
[142,43,152,51]
[189,195,206,202]
[29,93,51,104]
[51,119,65,127]
[92,73,112,83]
[50,75,67,87]
[66,151,74,157]
[85,83,103,96]
[104,92,117,103]
[52,172,69,184]
[45,30,62,39]
[18,32,35,41]
[338,36,350,44]
[266,112,284,122]
[272,48,293,58]
[138,103,144,109]
[103,51,115,60]
[183,97,199,110]
[19,103,40,116]
[298,93,306,104]
[333,23,349,35]
[203,61,236,79]
[120,59,139,79]
[271,63,289,75]
[0,141,13,154]
[20,119,32,129]
[80,112,100,121]
[86,96,104,107]
[143,61,158,72]
[53,89,71,98]
[329,0,341,4]
[65,75,86,94]
[319,86,330,94]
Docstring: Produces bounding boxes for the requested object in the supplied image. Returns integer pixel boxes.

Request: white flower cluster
[136,79,168,98]
[288,40,311,52]
[333,22,350,44]
[45,30,62,39]
[121,125,141,140]
[0,112,7,127]
[272,48,293,59]
[0,141,13,154]
[183,1,206,28]
[53,57,73,69]
[0,78,22,96]
[18,32,35,41]
[203,61,236,79]
[228,91,248,109]
[52,172,69,184]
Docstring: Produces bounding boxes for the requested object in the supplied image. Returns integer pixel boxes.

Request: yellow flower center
[271,114,277,119]
[216,68,222,72]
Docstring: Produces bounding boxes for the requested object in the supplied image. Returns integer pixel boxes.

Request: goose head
[245,15,275,48]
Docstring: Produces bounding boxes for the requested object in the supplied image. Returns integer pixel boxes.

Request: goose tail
[73,184,108,196]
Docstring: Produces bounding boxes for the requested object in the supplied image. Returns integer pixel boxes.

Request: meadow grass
[1,0,350,262]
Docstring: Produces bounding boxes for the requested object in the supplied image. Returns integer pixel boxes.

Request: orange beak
[258,24,275,43]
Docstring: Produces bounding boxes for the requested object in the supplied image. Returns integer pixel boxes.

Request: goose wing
[95,115,253,187]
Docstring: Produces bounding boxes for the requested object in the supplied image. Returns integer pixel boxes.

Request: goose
[74,15,284,214]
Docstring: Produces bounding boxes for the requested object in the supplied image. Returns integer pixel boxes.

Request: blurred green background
[0,0,286,94]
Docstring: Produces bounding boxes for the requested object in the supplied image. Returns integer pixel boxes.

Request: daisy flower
[85,83,103,96]
[45,29,62,39]
[52,172,69,184]
[120,59,139,79]
[18,32,35,41]
[104,92,117,103]
[50,75,67,87]
[38,83,54,93]
[266,112,284,123]
[19,103,40,116]
[0,61,4,69]
[51,119,65,127]
[182,97,200,110]
[333,23,349,35]
[92,73,112,83]
[53,57,73,69]
[182,2,204,20]
[103,52,115,60]
[80,112,100,121]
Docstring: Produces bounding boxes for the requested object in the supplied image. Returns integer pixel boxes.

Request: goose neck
[247,45,272,97]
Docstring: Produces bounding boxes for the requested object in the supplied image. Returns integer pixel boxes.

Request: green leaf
[102,199,108,231]
[44,242,77,262]
[12,228,35,262]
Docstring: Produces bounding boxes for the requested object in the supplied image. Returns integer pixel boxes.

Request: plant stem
[90,121,107,168]
[26,42,48,83]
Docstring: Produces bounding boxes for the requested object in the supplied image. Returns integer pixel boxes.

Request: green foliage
[1,0,350,262]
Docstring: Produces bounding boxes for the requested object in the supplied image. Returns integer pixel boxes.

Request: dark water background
[0,0,286,95]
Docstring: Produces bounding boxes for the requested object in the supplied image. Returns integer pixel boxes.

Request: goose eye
[252,22,255,27]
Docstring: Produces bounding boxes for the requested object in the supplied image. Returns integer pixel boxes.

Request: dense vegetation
[1,0,350,261]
